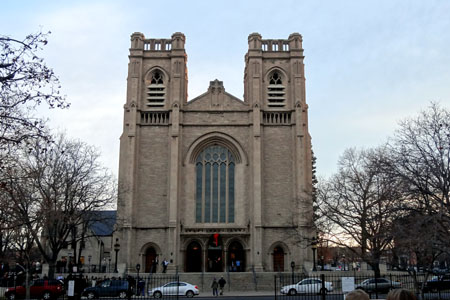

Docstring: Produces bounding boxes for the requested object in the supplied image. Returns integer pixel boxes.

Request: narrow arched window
[146,70,165,107]
[195,145,235,223]
[267,71,286,107]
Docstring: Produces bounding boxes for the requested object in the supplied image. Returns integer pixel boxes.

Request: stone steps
[130,272,285,292]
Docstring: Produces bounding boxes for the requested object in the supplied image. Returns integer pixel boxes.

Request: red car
[5,279,64,300]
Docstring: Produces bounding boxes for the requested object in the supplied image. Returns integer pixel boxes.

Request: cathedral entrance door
[273,246,285,272]
[207,234,223,272]
[145,247,157,273]
[207,249,223,272]
[228,241,245,272]
[185,241,202,272]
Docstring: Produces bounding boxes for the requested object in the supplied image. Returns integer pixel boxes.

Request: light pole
[136,264,140,294]
[114,238,120,273]
[290,261,295,284]
[321,256,324,271]
[88,255,92,273]
[68,252,73,274]
[312,238,317,271]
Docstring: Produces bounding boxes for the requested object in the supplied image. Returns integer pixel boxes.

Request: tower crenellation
[247,32,303,52]
[129,32,185,52]
[244,33,306,110]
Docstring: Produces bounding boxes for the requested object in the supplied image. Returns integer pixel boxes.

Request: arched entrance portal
[185,241,202,272]
[273,246,285,272]
[145,247,158,273]
[228,241,245,272]
[207,234,223,272]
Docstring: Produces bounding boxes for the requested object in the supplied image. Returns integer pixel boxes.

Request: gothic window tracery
[267,71,286,108]
[147,70,165,107]
[195,145,235,223]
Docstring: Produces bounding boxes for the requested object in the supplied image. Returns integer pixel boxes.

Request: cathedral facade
[116,32,314,273]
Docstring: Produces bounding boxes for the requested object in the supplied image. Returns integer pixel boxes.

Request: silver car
[356,278,401,293]
[149,282,199,298]
[281,278,333,295]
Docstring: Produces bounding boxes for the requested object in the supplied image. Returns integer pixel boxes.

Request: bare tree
[391,211,446,295]
[318,147,402,277]
[0,30,68,153]
[387,103,450,252]
[0,149,26,260]
[2,134,115,278]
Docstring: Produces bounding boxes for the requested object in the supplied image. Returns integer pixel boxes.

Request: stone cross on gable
[208,79,225,95]
[209,79,225,107]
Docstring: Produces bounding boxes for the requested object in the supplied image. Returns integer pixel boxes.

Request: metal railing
[274,273,450,300]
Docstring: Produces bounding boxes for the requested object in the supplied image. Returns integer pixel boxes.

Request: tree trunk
[371,262,381,278]
[47,260,57,279]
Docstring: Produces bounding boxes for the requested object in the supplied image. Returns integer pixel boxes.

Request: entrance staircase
[129,272,285,293]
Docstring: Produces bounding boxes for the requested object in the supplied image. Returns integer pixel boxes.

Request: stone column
[119,32,145,270]
[167,103,180,272]
[252,103,264,271]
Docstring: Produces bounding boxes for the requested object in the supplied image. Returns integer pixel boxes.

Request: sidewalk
[198,290,274,297]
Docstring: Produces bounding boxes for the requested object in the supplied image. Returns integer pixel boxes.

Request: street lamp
[136,264,141,294]
[88,255,92,273]
[311,238,317,271]
[321,256,324,271]
[68,252,73,273]
[114,238,120,273]
[290,261,295,284]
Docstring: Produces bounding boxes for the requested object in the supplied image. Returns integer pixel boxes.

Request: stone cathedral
[116,32,314,273]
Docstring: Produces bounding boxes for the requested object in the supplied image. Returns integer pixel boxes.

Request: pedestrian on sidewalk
[162,258,169,273]
[211,278,219,297]
[218,276,226,295]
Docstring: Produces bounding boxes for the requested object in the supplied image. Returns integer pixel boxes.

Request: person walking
[236,260,241,271]
[162,259,169,273]
[218,276,226,295]
[211,278,219,297]
[126,275,135,300]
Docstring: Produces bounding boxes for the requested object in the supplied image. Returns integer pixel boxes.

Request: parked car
[422,274,450,292]
[356,278,401,293]
[82,279,130,299]
[5,279,64,300]
[148,281,199,298]
[280,278,333,295]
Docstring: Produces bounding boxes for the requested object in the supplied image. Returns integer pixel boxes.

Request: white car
[281,278,333,295]
[149,281,199,298]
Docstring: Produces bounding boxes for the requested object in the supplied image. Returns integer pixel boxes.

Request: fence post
[321,274,326,300]
[176,275,179,300]
[375,272,379,299]
[274,274,277,300]
[227,267,230,292]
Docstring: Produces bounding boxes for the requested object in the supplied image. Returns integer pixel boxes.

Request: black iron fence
[1,274,188,300]
[274,273,450,300]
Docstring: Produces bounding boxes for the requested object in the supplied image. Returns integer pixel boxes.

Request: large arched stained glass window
[196,145,235,223]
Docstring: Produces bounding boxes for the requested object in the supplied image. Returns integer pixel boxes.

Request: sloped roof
[85,210,116,236]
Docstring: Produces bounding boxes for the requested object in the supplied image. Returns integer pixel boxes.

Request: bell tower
[244,32,305,109]
[118,32,188,271]
[244,33,313,271]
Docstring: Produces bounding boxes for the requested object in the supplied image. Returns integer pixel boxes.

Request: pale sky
[2,1,450,178]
